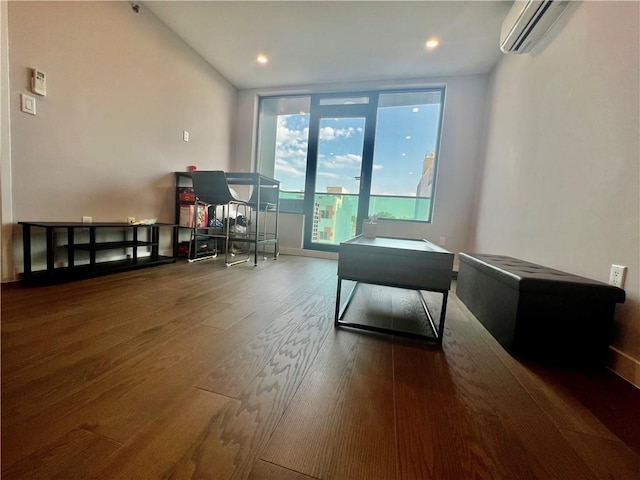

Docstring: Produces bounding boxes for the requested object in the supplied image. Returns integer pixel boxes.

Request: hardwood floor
[2,255,639,479]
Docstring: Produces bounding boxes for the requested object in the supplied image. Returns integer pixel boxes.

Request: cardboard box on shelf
[179,205,208,228]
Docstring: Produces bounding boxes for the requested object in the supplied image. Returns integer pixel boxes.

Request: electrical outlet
[609,265,627,288]
[82,216,92,224]
[439,236,446,247]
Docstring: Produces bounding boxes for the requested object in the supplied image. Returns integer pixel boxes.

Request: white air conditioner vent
[500,0,570,54]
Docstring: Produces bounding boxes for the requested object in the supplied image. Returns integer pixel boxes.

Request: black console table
[19,222,176,284]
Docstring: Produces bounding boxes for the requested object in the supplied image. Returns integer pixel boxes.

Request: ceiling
[144,1,513,90]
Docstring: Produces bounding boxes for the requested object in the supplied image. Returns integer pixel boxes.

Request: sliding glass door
[256,88,445,253]
[303,94,378,250]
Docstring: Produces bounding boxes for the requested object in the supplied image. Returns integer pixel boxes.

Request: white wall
[475,2,640,384]
[4,1,236,278]
[234,75,490,260]
[1,1,12,282]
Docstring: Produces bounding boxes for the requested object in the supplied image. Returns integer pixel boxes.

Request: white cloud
[275,158,305,177]
[323,153,362,169]
[335,127,356,138]
[373,164,383,171]
[319,126,335,140]
[276,116,309,145]
[276,146,307,164]
[319,126,359,140]
[273,116,364,185]
[274,116,310,180]
[318,171,342,179]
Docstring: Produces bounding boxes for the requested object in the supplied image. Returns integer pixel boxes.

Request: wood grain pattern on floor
[2,255,639,480]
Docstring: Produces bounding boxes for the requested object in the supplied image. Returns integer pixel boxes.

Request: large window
[370,91,443,220]
[256,96,310,213]
[256,88,445,248]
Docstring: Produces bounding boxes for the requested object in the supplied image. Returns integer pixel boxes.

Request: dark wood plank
[262,330,396,479]
[1,257,638,480]
[260,329,361,476]
[1,324,224,467]
[1,332,128,397]
[1,428,121,480]
[558,428,640,480]
[1,312,217,430]
[199,299,284,330]
[393,340,538,479]
[248,460,319,480]
[197,294,331,398]
[94,389,232,480]
[1,293,295,467]
[339,281,393,332]
[442,297,599,479]
[453,290,640,457]
[167,312,333,479]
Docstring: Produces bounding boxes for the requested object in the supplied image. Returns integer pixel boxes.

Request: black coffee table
[335,236,454,344]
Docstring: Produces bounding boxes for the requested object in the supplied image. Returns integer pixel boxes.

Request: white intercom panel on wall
[31,69,46,96]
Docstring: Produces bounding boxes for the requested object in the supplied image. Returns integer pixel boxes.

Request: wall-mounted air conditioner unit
[500,0,570,54]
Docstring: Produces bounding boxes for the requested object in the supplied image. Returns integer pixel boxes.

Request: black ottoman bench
[456,253,625,367]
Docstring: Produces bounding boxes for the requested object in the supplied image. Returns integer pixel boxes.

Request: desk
[335,236,454,343]
[174,172,279,266]
[19,221,176,284]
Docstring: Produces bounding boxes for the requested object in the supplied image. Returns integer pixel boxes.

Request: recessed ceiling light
[256,54,268,64]
[405,135,411,140]
[425,38,439,49]
[412,107,420,113]
[402,153,407,157]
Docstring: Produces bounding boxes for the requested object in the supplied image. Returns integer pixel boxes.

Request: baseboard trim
[279,247,338,260]
[608,346,640,389]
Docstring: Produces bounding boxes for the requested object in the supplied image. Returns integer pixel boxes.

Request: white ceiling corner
[144,1,512,90]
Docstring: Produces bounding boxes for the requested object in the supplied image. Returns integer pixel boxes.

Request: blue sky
[274,103,441,196]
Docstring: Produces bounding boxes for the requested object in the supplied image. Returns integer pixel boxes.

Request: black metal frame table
[335,235,454,344]
[174,172,280,266]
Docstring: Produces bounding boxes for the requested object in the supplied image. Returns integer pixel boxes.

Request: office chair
[190,170,251,266]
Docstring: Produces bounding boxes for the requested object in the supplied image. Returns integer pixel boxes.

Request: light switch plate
[21,93,36,115]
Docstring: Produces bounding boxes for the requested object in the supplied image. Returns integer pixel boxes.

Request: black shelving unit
[19,221,177,284]
[174,172,220,261]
